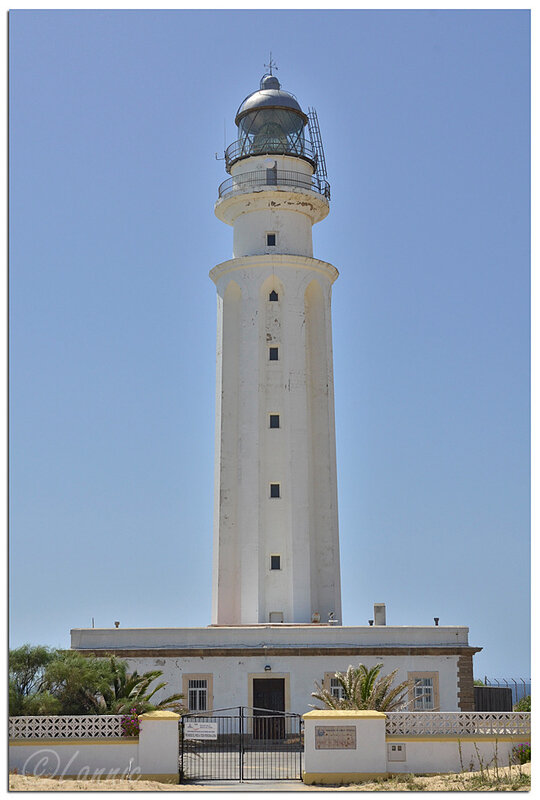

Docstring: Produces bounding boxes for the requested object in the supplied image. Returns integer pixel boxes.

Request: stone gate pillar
[302,709,387,785]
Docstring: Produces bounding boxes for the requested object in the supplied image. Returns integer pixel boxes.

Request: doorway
[253,678,285,739]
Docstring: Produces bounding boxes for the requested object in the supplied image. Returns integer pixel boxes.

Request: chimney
[373,603,386,626]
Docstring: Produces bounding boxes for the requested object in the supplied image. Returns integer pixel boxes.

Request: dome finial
[264,52,278,76]
[261,52,280,89]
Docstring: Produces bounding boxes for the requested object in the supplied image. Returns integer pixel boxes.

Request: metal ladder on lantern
[307,107,328,188]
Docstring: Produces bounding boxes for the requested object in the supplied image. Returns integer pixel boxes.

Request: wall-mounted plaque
[314,725,356,749]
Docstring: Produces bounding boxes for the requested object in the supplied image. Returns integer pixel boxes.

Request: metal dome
[235,74,307,125]
[260,74,280,90]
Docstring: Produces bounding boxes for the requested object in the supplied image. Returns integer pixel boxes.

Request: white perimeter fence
[9,711,180,784]
[385,711,530,737]
[10,711,531,785]
[9,715,124,739]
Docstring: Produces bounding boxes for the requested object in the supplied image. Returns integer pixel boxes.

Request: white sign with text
[184,721,219,740]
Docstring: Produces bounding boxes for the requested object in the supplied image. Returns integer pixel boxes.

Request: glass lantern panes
[238,108,306,159]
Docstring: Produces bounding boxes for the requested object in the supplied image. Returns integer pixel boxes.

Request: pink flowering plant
[121,708,140,737]
[512,742,531,764]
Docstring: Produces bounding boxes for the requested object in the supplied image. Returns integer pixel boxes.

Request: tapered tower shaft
[211,73,341,626]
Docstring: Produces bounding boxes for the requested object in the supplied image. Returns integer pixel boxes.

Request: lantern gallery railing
[218,170,331,201]
[385,712,531,738]
[9,715,125,739]
[225,138,318,171]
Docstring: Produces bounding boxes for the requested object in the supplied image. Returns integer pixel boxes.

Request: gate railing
[180,706,302,782]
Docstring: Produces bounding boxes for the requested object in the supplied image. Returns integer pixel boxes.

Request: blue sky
[9,10,530,680]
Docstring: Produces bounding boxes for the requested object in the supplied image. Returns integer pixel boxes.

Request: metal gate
[180,707,303,782]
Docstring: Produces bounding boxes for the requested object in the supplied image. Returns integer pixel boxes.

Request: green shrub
[512,742,531,764]
[513,694,531,711]
[120,709,141,737]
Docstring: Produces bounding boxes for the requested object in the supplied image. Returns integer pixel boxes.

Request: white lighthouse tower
[71,67,481,719]
[211,69,341,626]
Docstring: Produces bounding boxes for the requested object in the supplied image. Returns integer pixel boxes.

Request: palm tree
[91,657,185,714]
[311,663,411,712]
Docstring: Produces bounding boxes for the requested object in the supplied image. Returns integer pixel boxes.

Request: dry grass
[9,762,531,791]
[8,775,197,792]
[345,761,531,791]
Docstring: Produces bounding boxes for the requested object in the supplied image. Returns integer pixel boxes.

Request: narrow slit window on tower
[270,555,281,570]
[270,483,280,498]
[269,414,280,429]
[269,346,279,361]
[266,233,276,247]
[269,289,279,301]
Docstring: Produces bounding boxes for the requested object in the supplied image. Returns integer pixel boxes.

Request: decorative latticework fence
[9,715,124,739]
[385,712,531,737]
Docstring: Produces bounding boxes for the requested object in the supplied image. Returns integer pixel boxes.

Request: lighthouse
[211,70,342,626]
[71,67,481,721]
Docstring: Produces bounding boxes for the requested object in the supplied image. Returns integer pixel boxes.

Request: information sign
[314,725,356,749]
[184,721,219,740]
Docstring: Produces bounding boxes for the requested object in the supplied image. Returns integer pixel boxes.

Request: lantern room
[225,74,317,172]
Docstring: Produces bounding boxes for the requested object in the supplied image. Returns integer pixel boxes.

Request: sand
[9,762,530,792]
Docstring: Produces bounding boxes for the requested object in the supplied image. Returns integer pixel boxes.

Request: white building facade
[71,623,478,714]
[71,624,479,714]
[71,71,480,715]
